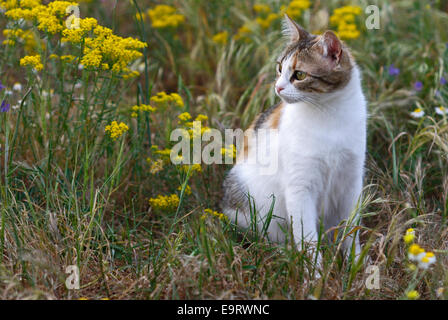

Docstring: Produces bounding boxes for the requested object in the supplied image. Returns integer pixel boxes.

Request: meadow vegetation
[0,0,447,299]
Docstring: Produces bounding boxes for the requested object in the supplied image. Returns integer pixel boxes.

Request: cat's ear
[282,14,309,42]
[313,31,343,65]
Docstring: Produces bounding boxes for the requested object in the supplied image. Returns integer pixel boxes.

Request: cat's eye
[292,70,307,81]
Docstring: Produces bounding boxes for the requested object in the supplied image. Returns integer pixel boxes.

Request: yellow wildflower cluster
[178,112,192,122]
[2,1,147,75]
[146,5,185,29]
[178,184,192,195]
[150,92,184,108]
[280,0,311,20]
[146,158,164,174]
[150,145,172,162]
[235,1,310,40]
[252,3,280,29]
[5,1,78,34]
[131,104,156,117]
[0,0,19,10]
[179,163,202,175]
[148,194,180,211]
[62,17,99,43]
[253,4,271,14]
[256,13,279,29]
[2,28,38,52]
[330,5,362,40]
[195,114,208,123]
[60,55,76,63]
[78,24,147,72]
[181,114,211,140]
[221,145,237,159]
[234,23,253,41]
[20,54,43,71]
[405,229,436,270]
[105,121,129,140]
[212,31,229,45]
[201,209,228,222]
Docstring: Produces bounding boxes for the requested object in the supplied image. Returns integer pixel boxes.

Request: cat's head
[275,15,354,104]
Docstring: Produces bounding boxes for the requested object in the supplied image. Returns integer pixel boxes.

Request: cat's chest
[277,103,361,156]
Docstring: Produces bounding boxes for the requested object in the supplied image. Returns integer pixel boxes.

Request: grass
[0,0,447,300]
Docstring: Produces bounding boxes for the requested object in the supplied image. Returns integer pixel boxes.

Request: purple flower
[0,100,10,112]
[388,64,400,77]
[0,81,5,91]
[414,81,423,91]
[441,77,447,85]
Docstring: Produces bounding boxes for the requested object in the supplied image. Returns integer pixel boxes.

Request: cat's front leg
[284,187,321,266]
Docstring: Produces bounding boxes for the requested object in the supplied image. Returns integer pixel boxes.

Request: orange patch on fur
[292,53,299,70]
[269,102,284,129]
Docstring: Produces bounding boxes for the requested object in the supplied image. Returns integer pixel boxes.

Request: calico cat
[222,15,367,263]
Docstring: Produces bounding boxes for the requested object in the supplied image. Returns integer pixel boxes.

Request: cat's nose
[276,86,284,93]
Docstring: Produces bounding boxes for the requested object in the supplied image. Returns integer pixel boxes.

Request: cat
[222,15,367,264]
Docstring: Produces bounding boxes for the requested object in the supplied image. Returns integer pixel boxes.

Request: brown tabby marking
[269,102,285,129]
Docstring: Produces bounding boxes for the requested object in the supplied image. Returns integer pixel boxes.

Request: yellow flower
[149,194,180,211]
[148,159,164,174]
[234,23,252,41]
[150,92,184,108]
[170,93,184,108]
[330,5,362,40]
[256,13,279,29]
[195,114,208,123]
[403,228,415,244]
[131,104,156,115]
[147,5,185,29]
[62,17,98,43]
[60,55,76,63]
[202,208,229,222]
[408,244,425,261]
[253,4,271,14]
[178,184,192,195]
[135,12,146,21]
[0,0,19,11]
[179,164,202,174]
[418,251,436,270]
[105,121,129,140]
[178,112,192,122]
[280,0,311,20]
[122,70,140,80]
[221,145,237,159]
[411,108,425,118]
[3,1,146,73]
[212,31,228,45]
[20,54,43,71]
[406,290,420,300]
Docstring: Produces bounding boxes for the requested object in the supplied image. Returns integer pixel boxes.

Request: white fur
[224,61,367,258]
